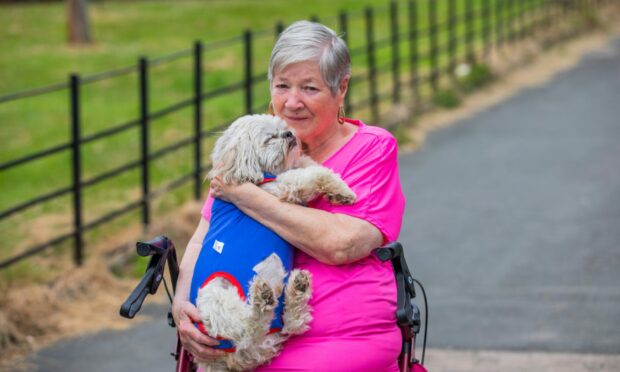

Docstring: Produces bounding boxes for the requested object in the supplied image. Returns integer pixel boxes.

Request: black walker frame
[120,236,426,371]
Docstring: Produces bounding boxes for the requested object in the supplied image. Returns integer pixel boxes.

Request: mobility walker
[120,236,428,372]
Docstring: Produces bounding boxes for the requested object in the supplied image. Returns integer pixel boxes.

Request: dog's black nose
[283,131,294,139]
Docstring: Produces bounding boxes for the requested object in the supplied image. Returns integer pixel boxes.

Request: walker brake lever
[120,237,172,318]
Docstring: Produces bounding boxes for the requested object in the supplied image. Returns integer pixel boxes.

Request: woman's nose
[284,90,304,110]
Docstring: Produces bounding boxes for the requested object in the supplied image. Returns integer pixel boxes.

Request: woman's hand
[172,299,227,361]
[210,176,257,203]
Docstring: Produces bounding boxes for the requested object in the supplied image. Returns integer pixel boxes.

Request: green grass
[1,0,402,265]
[0,0,595,272]
[433,88,461,108]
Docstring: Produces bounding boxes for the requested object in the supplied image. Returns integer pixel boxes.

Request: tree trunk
[67,0,93,45]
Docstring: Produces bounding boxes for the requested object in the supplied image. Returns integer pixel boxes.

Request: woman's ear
[337,75,350,106]
[339,75,350,97]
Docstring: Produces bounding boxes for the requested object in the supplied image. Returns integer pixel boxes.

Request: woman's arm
[211,179,383,265]
[171,217,227,360]
[174,217,208,303]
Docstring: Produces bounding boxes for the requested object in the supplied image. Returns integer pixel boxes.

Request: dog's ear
[230,130,264,183]
[208,121,263,184]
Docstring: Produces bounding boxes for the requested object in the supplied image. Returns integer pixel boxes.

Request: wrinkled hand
[210,176,256,203]
[172,299,226,361]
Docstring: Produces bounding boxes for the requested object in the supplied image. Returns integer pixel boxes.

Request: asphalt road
[28,36,620,371]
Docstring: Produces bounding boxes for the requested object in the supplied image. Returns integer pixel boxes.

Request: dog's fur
[196,114,356,371]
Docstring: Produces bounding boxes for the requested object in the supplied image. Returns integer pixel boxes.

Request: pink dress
[201,119,406,371]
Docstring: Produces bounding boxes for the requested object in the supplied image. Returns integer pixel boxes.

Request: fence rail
[0,0,610,270]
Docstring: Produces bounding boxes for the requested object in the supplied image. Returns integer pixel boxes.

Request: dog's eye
[263,135,277,145]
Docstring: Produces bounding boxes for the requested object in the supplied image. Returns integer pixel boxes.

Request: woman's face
[271,61,347,144]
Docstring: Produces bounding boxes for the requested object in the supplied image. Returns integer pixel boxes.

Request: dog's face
[209,114,300,184]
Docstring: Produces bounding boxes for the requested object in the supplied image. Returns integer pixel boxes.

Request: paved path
[28,36,620,371]
[399,35,620,354]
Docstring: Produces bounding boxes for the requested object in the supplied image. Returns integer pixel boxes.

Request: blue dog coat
[190,181,293,351]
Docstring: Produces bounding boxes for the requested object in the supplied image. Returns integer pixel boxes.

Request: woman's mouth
[285,115,307,122]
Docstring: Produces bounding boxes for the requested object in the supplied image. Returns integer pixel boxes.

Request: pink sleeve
[313,133,406,243]
[200,190,215,222]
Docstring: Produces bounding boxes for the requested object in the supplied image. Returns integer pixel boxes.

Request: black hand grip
[120,266,155,318]
[375,242,416,299]
[120,236,177,320]
[137,235,170,256]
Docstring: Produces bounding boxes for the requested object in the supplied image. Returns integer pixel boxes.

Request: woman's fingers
[187,337,228,360]
[175,301,226,359]
[179,318,220,347]
[210,177,223,198]
[179,320,227,360]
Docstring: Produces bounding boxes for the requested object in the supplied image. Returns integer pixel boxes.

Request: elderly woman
[172,21,406,370]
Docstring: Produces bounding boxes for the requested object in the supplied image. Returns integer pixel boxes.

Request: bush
[433,88,461,109]
[456,63,493,93]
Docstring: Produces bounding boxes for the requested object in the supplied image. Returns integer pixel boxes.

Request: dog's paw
[277,188,304,205]
[282,270,313,336]
[287,269,312,298]
[326,190,356,205]
[292,271,310,293]
[252,279,276,311]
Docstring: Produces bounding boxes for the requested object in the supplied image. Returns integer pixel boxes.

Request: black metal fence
[0,0,609,270]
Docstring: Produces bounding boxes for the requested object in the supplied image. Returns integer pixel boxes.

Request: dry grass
[0,201,202,370]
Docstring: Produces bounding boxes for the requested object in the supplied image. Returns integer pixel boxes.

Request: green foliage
[456,63,494,93]
[108,249,149,279]
[392,124,412,147]
[578,7,603,29]
[131,255,150,279]
[432,88,461,109]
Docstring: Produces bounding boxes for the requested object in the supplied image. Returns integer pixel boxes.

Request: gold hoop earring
[267,102,275,115]
[338,106,345,124]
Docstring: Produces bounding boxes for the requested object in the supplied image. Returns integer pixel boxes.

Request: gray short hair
[268,21,351,96]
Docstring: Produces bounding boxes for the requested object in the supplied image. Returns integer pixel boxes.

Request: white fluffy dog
[191,114,356,371]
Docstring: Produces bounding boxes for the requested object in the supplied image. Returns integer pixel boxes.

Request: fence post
[429,0,438,93]
[193,41,203,201]
[409,0,419,108]
[390,1,401,104]
[519,0,527,40]
[365,7,379,123]
[496,0,504,49]
[138,57,150,228]
[244,30,253,114]
[507,0,515,44]
[339,11,351,115]
[448,0,456,79]
[545,0,555,48]
[275,21,284,38]
[530,0,538,37]
[542,0,548,38]
[482,0,492,57]
[69,74,83,266]
[466,0,475,63]
[531,0,539,33]
[524,0,532,37]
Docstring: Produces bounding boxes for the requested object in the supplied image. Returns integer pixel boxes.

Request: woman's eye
[303,86,318,91]
[275,84,288,89]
